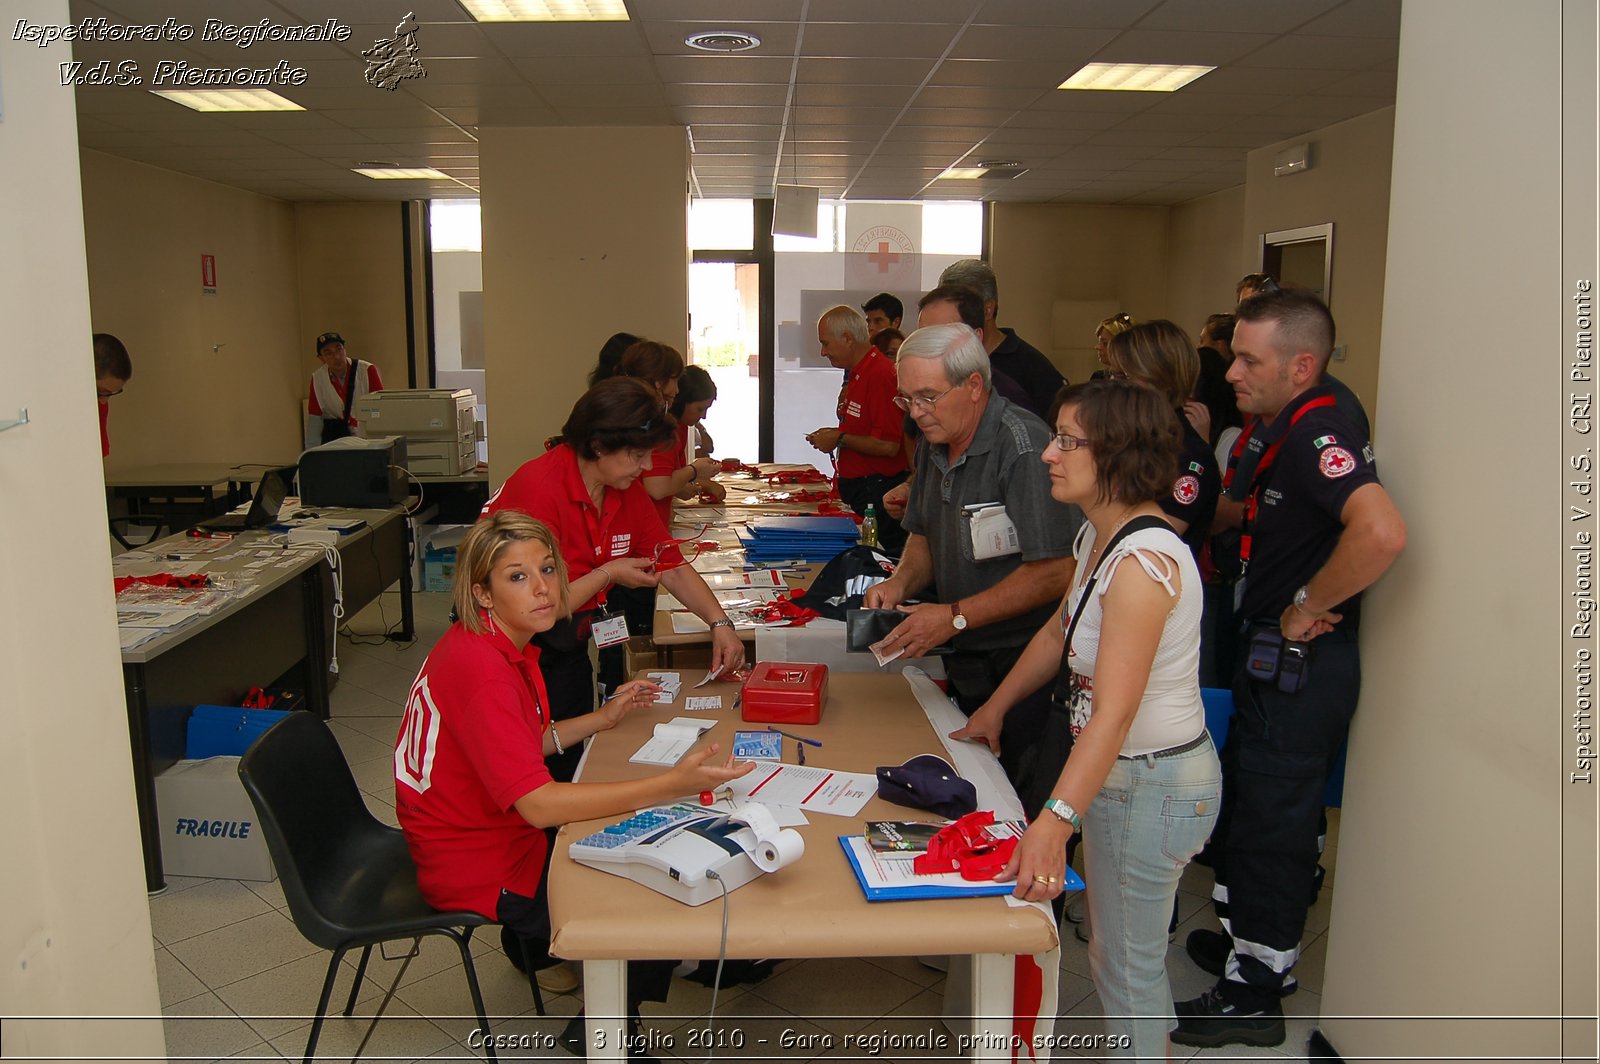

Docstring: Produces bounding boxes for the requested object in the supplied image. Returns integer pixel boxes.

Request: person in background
[1105,321,1220,560]
[1092,313,1136,379]
[94,332,132,458]
[1174,291,1406,1049]
[1234,273,1281,302]
[1194,313,1242,448]
[670,365,726,502]
[308,331,383,443]
[953,378,1220,1063]
[806,305,910,552]
[871,327,905,361]
[588,331,640,388]
[621,340,722,528]
[481,378,745,779]
[937,259,1065,418]
[864,323,1078,788]
[861,292,903,338]
[394,509,751,1035]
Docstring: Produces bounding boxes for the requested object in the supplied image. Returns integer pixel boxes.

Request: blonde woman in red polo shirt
[396,510,751,1036]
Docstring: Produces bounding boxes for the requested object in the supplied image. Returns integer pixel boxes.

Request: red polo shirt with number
[481,443,684,612]
[836,348,908,480]
[393,621,554,918]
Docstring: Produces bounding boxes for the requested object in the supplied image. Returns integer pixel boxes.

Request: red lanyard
[1238,395,1337,567]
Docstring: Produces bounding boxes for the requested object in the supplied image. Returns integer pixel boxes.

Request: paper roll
[752,827,805,872]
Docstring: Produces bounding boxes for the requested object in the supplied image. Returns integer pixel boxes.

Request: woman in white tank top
[951,379,1221,1062]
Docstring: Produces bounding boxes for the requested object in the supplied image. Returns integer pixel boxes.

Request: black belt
[1117,730,1211,761]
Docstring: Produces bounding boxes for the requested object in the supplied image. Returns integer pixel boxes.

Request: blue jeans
[1084,736,1221,1062]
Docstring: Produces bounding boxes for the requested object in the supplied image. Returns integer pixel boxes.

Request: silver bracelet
[708,619,735,631]
[550,725,565,756]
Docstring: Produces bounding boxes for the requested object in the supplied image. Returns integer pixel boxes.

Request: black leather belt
[1118,730,1211,761]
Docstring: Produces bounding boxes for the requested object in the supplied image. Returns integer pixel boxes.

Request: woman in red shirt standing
[482,378,746,779]
[395,510,750,1033]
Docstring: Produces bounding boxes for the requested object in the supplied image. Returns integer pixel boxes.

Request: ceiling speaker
[772,184,820,238]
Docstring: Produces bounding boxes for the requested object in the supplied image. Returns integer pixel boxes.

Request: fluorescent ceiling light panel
[1058,63,1214,92]
[460,0,628,21]
[150,89,304,112]
[938,167,988,180]
[354,167,450,179]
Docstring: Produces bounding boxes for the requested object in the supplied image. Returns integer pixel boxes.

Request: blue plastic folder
[186,705,291,759]
[838,835,1085,902]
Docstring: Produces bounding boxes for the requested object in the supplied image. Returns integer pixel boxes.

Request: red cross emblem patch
[1173,474,1200,505]
[1319,446,1356,479]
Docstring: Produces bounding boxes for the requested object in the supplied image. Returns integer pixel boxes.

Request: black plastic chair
[238,711,512,1063]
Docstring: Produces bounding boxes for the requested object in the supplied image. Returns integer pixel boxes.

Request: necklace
[1086,506,1140,570]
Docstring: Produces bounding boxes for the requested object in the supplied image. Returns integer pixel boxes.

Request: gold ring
[1045,876,1058,884]
[1033,875,1050,883]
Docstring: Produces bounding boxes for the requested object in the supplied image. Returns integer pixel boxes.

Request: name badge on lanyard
[591,610,630,649]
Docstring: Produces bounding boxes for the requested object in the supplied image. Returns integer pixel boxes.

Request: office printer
[298,435,409,508]
[352,389,477,476]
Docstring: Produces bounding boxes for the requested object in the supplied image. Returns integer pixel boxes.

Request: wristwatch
[708,619,735,632]
[1043,798,1082,832]
[1292,585,1321,617]
[950,601,968,631]
[686,464,700,485]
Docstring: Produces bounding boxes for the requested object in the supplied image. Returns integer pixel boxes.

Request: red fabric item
[99,400,110,457]
[835,348,910,479]
[912,812,1018,879]
[113,573,211,594]
[766,469,830,485]
[481,443,683,612]
[1012,954,1044,1062]
[394,621,555,919]
[749,592,818,627]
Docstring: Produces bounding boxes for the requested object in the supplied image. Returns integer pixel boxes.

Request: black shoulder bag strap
[340,360,360,426]
[1053,514,1172,701]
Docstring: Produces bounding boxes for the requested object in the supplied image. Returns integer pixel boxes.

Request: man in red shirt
[308,331,384,443]
[94,333,132,458]
[805,305,911,551]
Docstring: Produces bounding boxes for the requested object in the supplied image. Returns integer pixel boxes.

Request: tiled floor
[154,589,1337,1062]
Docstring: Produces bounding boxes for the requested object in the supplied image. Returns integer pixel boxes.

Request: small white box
[154,757,276,882]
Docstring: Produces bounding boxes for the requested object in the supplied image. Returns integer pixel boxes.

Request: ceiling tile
[1316,68,1398,96]
[796,58,936,85]
[800,22,962,59]
[794,105,902,126]
[668,83,789,107]
[678,105,787,124]
[627,0,807,19]
[538,82,664,107]
[508,55,659,84]
[1094,29,1278,65]
[549,105,678,124]
[1138,0,1344,34]
[1183,66,1347,95]
[340,22,498,61]
[971,0,1163,29]
[489,22,649,58]
[1299,0,1403,38]
[1263,96,1389,123]
[894,107,1016,127]
[912,84,1048,110]
[930,59,1074,89]
[1235,34,1399,70]
[949,24,1117,63]
[788,83,917,107]
[804,0,979,22]
[654,55,794,84]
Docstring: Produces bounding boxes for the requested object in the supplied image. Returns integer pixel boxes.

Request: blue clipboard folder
[837,835,1085,902]
[738,515,861,564]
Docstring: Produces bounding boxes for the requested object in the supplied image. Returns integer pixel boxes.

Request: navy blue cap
[875,754,977,820]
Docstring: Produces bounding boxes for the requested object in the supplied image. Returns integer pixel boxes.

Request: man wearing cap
[309,331,383,443]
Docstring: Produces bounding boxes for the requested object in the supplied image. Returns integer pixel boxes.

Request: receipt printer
[741,661,828,725]
[299,435,409,508]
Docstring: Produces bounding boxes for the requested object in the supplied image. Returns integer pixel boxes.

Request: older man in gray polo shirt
[864,322,1080,788]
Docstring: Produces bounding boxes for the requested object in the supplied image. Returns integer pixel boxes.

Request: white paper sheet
[726,763,877,817]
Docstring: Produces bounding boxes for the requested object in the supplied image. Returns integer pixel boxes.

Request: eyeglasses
[892,385,958,413]
[97,387,124,399]
[1048,433,1091,452]
[1108,371,1129,381]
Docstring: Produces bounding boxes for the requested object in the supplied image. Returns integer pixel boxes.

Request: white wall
[1318,2,1590,1060]
[0,2,165,1057]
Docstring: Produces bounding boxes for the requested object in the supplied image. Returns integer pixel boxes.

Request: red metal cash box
[740,662,828,725]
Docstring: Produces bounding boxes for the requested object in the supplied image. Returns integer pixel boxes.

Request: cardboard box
[424,547,457,594]
[154,757,276,882]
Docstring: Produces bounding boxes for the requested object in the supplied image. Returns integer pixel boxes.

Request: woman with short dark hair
[952,378,1221,1062]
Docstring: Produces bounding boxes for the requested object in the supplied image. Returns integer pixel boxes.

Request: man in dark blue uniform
[1173,291,1407,1048]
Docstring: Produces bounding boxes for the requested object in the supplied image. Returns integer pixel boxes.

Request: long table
[547,669,1060,1061]
[117,507,414,891]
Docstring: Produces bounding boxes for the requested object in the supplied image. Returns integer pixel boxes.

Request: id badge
[591,611,630,649]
